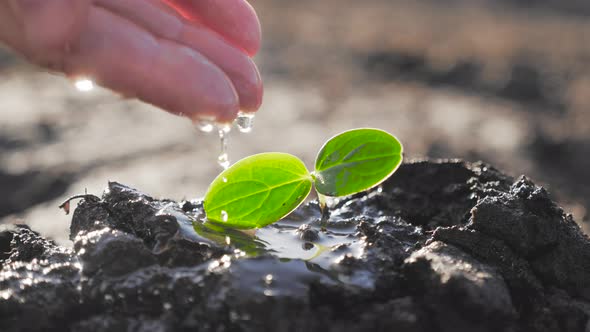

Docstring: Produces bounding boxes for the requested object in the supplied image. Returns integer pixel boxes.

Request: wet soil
[1,0,590,242]
[1,160,589,332]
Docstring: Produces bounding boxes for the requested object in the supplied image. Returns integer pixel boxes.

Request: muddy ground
[1,0,589,244]
[2,160,589,331]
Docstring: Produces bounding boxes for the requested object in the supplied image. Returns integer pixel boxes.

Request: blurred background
[1,0,589,245]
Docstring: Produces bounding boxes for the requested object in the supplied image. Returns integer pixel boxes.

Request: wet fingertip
[214,105,240,123]
[185,95,239,124]
[239,90,263,113]
[206,85,241,123]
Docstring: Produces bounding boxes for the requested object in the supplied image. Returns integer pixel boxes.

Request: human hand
[0,0,263,122]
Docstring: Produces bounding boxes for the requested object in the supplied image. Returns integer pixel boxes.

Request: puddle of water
[183,201,364,271]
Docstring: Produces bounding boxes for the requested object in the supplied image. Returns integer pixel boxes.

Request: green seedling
[204,128,403,229]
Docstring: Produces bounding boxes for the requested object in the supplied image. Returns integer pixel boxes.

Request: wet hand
[0,0,263,122]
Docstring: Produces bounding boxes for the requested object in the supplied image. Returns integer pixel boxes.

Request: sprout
[204,128,403,229]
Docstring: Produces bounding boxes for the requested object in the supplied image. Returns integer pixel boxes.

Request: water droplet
[196,120,214,133]
[74,78,94,92]
[217,124,231,169]
[235,111,255,133]
[264,274,274,285]
[163,302,172,310]
[218,153,230,170]
[221,210,229,222]
[222,177,228,183]
[218,123,232,134]
[225,236,231,245]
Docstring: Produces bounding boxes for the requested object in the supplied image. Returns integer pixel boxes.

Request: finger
[0,2,26,53]
[95,0,183,42]
[8,0,90,64]
[180,24,262,111]
[96,0,262,111]
[65,7,239,122]
[163,0,261,56]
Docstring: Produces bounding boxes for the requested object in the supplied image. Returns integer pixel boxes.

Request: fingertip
[238,57,263,112]
[177,23,262,114]
[187,95,239,123]
[156,42,241,122]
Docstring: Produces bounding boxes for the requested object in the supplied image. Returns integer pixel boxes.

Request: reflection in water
[192,221,269,257]
[191,208,364,270]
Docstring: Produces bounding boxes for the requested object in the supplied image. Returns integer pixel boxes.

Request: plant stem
[318,193,331,225]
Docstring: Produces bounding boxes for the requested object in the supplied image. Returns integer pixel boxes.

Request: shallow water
[183,199,365,271]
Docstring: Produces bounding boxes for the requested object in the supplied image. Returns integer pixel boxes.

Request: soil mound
[1,160,589,331]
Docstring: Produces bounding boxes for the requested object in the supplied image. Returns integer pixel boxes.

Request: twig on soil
[59,194,100,215]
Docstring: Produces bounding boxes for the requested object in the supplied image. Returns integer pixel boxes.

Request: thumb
[10,0,91,64]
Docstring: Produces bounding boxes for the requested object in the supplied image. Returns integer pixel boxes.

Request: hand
[0,0,263,122]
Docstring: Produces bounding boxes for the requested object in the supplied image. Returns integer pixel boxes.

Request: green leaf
[314,128,403,196]
[204,153,313,229]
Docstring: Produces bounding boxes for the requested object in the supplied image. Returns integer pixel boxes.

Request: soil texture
[1,160,589,332]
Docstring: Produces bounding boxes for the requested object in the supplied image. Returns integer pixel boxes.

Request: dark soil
[1,160,589,332]
[0,169,72,218]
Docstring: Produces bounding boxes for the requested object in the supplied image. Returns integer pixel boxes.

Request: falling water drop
[217,124,232,169]
[193,112,255,168]
[74,78,94,92]
[218,123,232,134]
[235,111,255,133]
[217,153,229,169]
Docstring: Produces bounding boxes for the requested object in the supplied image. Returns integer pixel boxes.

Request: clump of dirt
[1,160,589,331]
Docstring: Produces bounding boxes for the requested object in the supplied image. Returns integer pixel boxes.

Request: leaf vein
[207,178,308,212]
